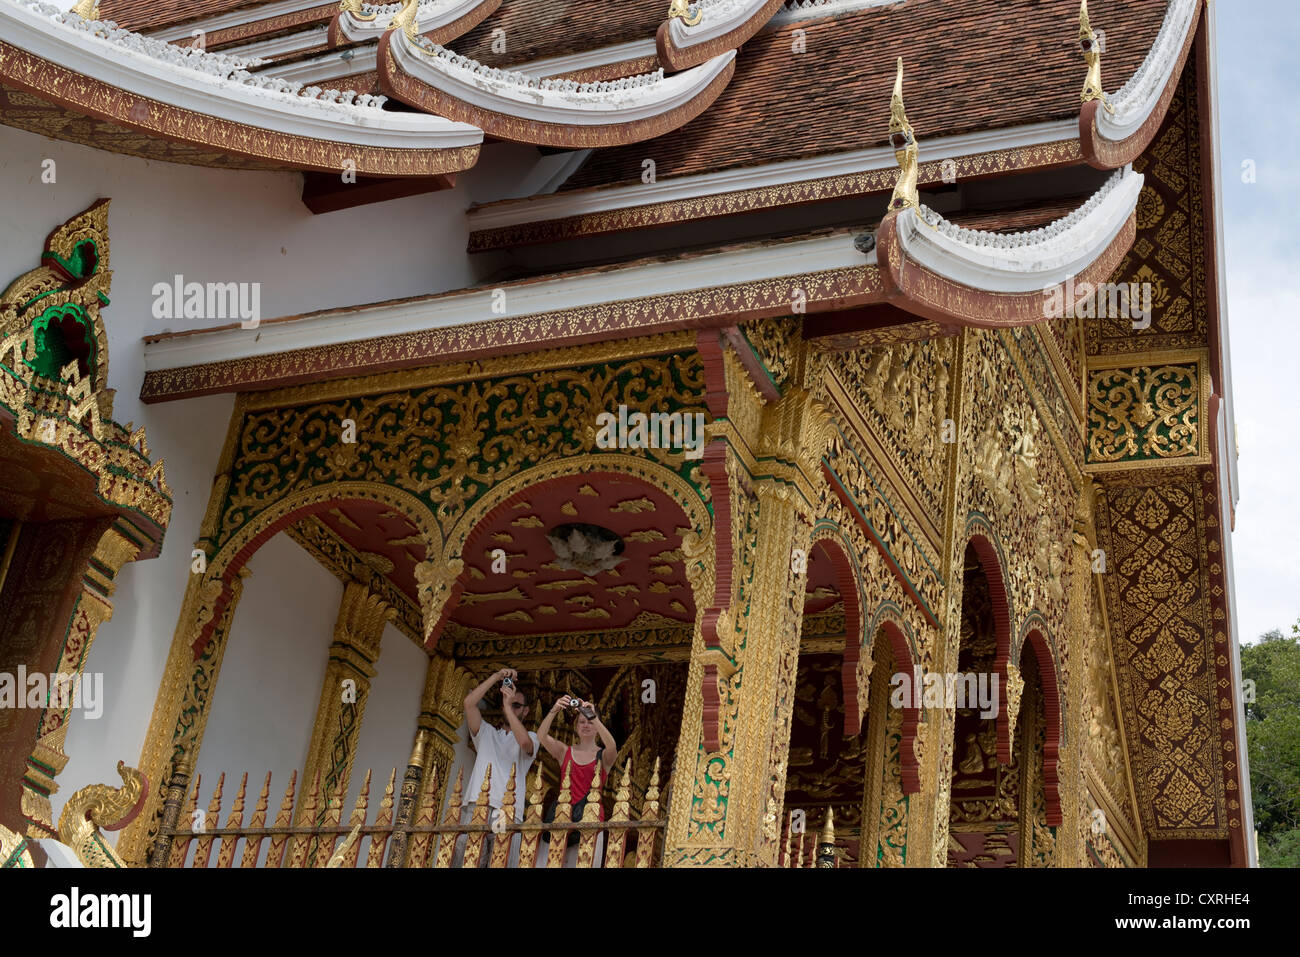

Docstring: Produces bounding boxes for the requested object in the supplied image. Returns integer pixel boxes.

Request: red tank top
[560,747,605,820]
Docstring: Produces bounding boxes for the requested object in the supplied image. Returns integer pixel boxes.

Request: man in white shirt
[454,667,537,867]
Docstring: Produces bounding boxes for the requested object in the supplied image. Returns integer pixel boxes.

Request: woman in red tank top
[535,694,619,865]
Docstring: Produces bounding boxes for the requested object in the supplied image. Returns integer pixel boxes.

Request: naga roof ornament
[390,0,419,40]
[338,0,377,22]
[1078,0,1114,114]
[668,0,704,28]
[887,57,918,212]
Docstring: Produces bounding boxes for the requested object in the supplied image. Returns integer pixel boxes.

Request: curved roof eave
[875,165,1144,328]
[656,0,785,72]
[1079,0,1201,169]
[378,27,736,148]
[0,2,483,175]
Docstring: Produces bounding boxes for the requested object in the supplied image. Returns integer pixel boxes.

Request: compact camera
[501,675,515,691]
[566,697,596,720]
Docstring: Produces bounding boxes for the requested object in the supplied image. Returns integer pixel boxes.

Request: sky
[1214,0,1300,643]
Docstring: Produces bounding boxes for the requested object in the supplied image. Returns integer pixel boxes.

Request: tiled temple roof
[564,0,1170,190]
[99,0,266,32]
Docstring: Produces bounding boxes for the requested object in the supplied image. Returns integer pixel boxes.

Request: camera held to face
[565,696,596,721]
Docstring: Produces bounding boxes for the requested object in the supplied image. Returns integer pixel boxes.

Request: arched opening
[779,537,865,866]
[857,618,921,867]
[946,540,1019,867]
[1015,638,1057,867]
[439,469,701,846]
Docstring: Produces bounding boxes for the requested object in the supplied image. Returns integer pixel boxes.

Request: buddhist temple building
[0,0,1254,870]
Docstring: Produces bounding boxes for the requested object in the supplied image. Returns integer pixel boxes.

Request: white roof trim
[392,30,734,125]
[263,44,379,82]
[143,232,870,371]
[1095,0,1197,142]
[338,0,483,41]
[148,0,329,41]
[467,118,1077,230]
[7,2,481,149]
[897,165,1143,294]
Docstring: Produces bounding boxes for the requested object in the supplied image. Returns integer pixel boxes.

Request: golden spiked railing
[154,756,669,868]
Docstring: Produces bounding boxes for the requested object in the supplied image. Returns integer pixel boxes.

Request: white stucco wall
[0,122,540,838]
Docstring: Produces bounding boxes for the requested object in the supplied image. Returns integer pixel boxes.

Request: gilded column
[298,581,393,822]
[666,333,828,866]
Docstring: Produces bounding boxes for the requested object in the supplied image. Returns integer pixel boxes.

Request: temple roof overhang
[139,164,1141,401]
[0,1,484,174]
[466,0,1189,249]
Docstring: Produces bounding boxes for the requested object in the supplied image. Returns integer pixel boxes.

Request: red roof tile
[563,0,1170,191]
[99,0,273,32]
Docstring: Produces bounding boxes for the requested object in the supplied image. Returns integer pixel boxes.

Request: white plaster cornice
[263,43,378,82]
[897,165,1143,293]
[467,118,1077,229]
[143,231,871,371]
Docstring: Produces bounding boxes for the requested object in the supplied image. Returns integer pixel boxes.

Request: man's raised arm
[464,667,513,739]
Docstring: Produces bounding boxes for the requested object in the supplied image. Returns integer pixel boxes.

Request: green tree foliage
[1242,623,1300,867]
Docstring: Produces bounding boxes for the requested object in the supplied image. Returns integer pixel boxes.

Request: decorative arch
[420,454,712,647]
[191,481,442,657]
[810,521,867,735]
[1012,619,1063,827]
[865,607,921,795]
[963,513,1015,733]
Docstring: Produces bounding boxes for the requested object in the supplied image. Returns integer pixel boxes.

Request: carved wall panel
[1086,56,1209,358]
[1093,469,1235,839]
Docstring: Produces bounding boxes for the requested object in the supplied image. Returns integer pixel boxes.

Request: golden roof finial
[390,0,420,40]
[668,0,703,27]
[1078,0,1114,114]
[70,0,100,19]
[888,57,919,212]
[339,0,377,21]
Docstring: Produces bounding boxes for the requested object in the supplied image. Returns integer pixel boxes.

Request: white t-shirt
[467,721,538,821]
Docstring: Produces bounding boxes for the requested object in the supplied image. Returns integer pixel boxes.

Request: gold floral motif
[1086,359,1206,467]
